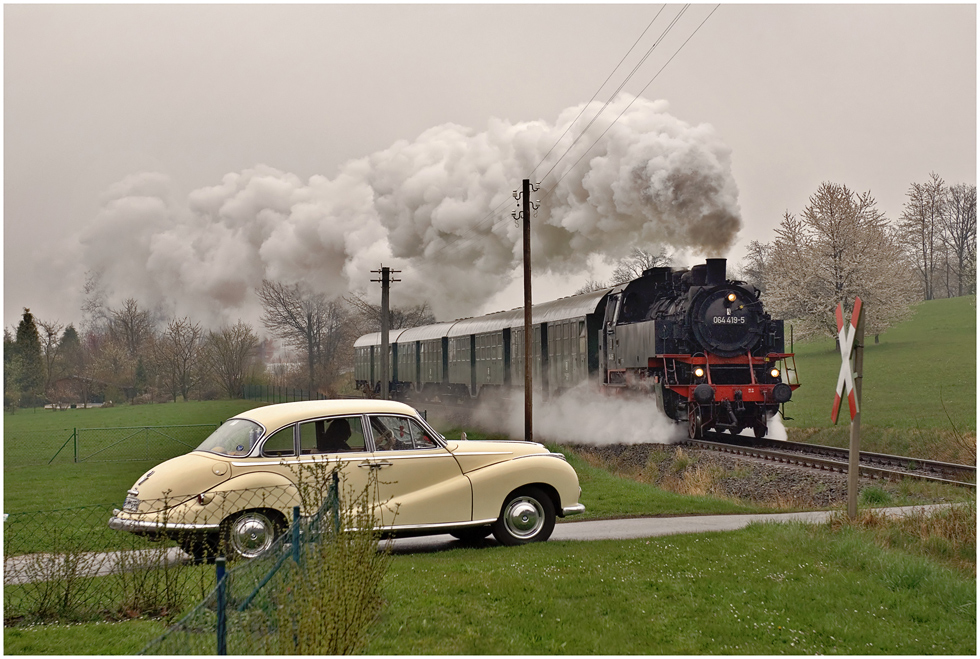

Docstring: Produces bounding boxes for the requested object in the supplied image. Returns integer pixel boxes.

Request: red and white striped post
[832,297,865,519]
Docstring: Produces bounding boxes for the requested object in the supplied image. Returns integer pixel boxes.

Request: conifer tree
[14,308,46,407]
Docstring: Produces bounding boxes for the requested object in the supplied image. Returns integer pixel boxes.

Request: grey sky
[4,3,976,330]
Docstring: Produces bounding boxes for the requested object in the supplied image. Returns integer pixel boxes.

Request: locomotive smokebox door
[691,288,763,357]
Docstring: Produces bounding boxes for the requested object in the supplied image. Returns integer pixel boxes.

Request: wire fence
[139,474,347,655]
[4,466,389,655]
[240,384,328,404]
[5,425,218,468]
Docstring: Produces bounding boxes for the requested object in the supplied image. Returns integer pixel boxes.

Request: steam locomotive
[354,258,799,439]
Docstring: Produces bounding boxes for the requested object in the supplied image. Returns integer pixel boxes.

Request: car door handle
[358,461,393,469]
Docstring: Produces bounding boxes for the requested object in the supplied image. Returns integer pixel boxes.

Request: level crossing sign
[831,297,863,424]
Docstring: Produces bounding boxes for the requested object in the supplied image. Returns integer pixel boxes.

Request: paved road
[383,504,950,553]
[5,506,949,583]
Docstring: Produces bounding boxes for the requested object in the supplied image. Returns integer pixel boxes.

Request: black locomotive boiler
[355,258,799,439]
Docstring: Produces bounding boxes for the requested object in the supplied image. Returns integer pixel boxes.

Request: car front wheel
[222,510,283,559]
[492,487,556,546]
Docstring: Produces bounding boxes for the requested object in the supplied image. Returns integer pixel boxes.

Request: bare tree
[573,279,610,295]
[899,172,946,300]
[109,298,156,358]
[738,240,773,294]
[204,321,260,398]
[611,247,672,284]
[258,280,352,393]
[37,319,65,391]
[940,182,977,297]
[766,182,918,340]
[155,317,204,402]
[345,295,436,334]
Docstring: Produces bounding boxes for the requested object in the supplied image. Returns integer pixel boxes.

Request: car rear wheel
[492,487,555,546]
[222,510,283,559]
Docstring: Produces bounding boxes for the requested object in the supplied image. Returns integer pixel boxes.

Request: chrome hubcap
[504,496,544,538]
[230,513,275,558]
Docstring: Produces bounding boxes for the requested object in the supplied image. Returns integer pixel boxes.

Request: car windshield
[195,418,264,456]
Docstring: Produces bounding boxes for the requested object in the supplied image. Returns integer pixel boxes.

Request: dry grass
[827,503,977,575]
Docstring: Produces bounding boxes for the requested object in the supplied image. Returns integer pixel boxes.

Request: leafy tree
[765,182,918,341]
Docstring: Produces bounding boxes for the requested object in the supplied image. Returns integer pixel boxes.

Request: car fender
[198,471,302,523]
[466,454,581,522]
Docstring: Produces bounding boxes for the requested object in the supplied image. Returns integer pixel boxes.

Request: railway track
[404,398,977,488]
[688,433,976,488]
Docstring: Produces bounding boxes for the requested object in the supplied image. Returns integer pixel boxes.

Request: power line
[413,5,720,265]
[541,4,720,201]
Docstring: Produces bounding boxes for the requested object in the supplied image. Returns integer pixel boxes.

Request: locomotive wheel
[688,407,704,440]
[753,421,768,439]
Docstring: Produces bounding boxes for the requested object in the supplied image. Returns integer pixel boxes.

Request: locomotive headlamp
[694,367,705,378]
[770,368,780,379]
[727,293,737,302]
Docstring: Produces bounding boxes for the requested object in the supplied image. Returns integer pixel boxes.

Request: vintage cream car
[109,399,584,558]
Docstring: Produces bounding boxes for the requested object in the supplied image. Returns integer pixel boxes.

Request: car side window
[263,426,295,457]
[300,416,366,454]
[371,416,438,451]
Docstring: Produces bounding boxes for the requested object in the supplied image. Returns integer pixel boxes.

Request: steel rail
[689,435,976,488]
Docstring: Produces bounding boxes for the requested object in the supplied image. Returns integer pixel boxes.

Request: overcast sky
[4,3,976,331]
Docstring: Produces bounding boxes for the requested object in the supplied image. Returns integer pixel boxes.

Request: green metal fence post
[216,557,227,655]
[331,472,341,534]
[292,506,301,564]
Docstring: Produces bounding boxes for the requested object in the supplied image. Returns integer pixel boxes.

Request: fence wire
[4,425,218,468]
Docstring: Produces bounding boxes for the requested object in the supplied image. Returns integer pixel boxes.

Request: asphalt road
[5,506,948,584]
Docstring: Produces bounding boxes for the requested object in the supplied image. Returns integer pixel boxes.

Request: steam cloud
[475,383,686,446]
[77,94,741,326]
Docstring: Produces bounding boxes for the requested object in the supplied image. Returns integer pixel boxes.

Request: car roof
[233,399,421,430]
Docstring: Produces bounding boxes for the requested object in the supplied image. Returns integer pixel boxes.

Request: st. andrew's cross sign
[831,297,865,519]
[831,297,863,424]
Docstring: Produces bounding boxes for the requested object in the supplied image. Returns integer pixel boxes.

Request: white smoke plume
[77,94,741,326]
[468,383,685,445]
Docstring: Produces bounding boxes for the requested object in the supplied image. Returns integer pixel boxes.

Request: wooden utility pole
[513,179,538,441]
[371,266,400,400]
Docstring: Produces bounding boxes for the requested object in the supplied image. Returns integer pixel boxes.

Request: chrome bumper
[108,510,220,534]
[561,503,585,517]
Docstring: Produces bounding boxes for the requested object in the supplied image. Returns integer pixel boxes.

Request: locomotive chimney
[705,258,727,286]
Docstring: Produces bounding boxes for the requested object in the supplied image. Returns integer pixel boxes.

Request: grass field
[785,295,976,430]
[3,295,976,654]
[6,513,975,655]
